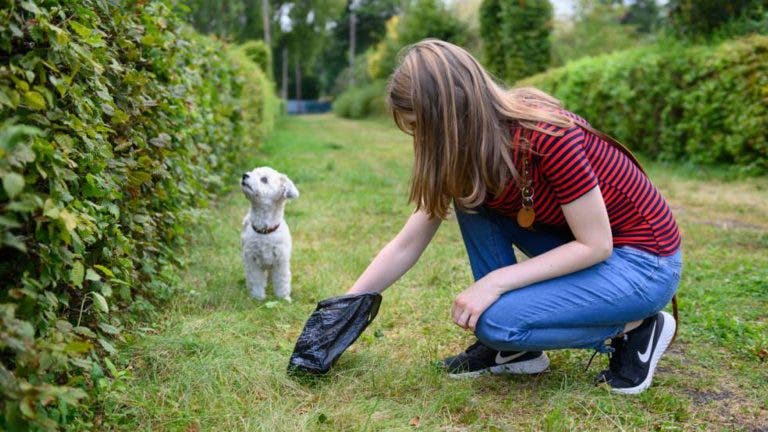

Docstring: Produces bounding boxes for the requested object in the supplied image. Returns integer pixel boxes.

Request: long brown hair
[386,39,573,219]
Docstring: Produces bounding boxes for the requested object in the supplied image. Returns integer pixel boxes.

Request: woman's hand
[451,276,503,331]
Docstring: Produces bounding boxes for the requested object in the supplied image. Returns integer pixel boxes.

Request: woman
[346,39,682,394]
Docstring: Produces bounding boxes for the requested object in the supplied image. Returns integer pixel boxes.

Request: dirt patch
[663,177,768,230]
[699,219,766,231]
[684,388,735,405]
[679,368,767,430]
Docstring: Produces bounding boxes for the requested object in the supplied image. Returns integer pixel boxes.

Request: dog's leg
[245,263,267,300]
[271,259,292,302]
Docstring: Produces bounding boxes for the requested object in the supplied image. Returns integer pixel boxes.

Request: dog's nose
[242,173,249,181]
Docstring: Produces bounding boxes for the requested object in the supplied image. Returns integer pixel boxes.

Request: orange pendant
[517,207,536,229]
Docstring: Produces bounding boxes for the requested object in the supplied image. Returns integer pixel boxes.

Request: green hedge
[230,44,280,142]
[520,35,768,174]
[332,80,388,119]
[0,1,277,430]
[240,39,273,79]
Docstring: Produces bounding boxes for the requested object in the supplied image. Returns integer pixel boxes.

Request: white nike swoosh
[495,351,526,364]
[637,321,657,363]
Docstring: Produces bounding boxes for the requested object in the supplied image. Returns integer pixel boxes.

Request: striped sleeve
[534,125,599,205]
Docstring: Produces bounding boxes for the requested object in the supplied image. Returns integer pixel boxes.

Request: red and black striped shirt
[486,111,681,256]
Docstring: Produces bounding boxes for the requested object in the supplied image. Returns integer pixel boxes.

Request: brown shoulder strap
[573,117,679,344]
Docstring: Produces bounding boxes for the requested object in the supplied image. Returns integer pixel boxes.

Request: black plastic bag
[288,293,382,375]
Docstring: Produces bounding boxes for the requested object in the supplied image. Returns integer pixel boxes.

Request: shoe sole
[448,352,550,379]
[611,311,676,395]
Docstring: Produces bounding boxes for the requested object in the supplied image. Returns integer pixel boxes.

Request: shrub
[520,35,768,174]
[240,39,273,78]
[230,44,281,141]
[332,81,388,119]
[480,0,552,82]
[0,0,277,429]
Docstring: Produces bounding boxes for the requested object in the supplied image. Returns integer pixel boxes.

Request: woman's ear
[282,175,299,200]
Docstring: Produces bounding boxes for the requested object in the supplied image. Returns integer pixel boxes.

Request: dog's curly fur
[240,167,299,301]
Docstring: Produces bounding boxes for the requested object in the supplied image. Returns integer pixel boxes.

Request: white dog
[240,167,299,301]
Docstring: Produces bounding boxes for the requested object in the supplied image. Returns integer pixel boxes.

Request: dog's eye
[260,176,268,184]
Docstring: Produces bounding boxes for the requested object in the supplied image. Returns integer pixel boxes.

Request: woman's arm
[347,209,442,295]
[452,186,612,330]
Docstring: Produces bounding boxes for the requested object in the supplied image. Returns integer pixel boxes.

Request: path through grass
[103,114,767,431]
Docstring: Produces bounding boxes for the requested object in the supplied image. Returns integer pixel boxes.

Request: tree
[183,0,263,42]
[621,0,662,34]
[273,0,346,99]
[479,0,552,83]
[667,0,768,39]
[551,0,644,67]
[181,1,348,99]
[320,0,402,95]
[367,0,469,80]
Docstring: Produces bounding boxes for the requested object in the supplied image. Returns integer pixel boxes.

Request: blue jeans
[456,206,682,353]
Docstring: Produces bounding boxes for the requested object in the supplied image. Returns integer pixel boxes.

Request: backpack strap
[572,117,679,344]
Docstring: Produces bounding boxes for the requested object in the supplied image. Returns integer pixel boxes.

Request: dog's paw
[279,295,292,303]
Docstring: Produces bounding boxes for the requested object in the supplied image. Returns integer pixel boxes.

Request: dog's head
[241,166,299,205]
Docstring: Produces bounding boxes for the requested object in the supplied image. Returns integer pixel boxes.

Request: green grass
[100,114,768,431]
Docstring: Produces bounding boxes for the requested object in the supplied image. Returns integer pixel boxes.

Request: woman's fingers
[467,313,479,331]
[454,307,472,329]
[456,309,468,329]
[453,294,477,330]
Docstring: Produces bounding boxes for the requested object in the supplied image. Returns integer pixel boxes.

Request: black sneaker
[442,341,549,378]
[596,311,676,394]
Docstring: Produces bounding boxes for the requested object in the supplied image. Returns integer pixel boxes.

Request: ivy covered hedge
[0,1,277,429]
[520,35,768,174]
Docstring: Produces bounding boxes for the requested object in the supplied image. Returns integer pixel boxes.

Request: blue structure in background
[287,100,332,114]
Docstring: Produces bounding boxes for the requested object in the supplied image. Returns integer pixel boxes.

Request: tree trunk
[349,11,356,88]
[281,47,288,102]
[295,58,302,103]
[261,0,271,46]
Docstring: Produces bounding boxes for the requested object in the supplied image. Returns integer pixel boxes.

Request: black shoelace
[606,335,631,378]
[585,335,629,377]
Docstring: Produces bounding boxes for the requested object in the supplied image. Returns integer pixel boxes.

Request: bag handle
[573,118,679,344]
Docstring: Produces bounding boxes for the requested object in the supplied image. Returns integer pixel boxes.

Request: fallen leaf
[757,348,767,362]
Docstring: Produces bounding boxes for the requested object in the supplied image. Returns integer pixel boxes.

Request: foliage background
[2,0,768,429]
[521,34,768,174]
[479,0,553,83]
[0,0,278,429]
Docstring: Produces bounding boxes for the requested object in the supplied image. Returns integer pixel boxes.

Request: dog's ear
[282,175,299,200]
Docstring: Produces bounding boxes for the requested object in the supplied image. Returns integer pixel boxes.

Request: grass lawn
[102,114,767,431]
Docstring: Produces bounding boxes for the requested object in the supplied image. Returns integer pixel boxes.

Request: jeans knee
[475,314,529,351]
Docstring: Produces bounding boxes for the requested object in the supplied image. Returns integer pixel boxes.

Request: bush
[0,0,277,429]
[520,35,768,174]
[240,39,273,78]
[332,81,388,119]
[230,44,281,140]
[480,0,552,83]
